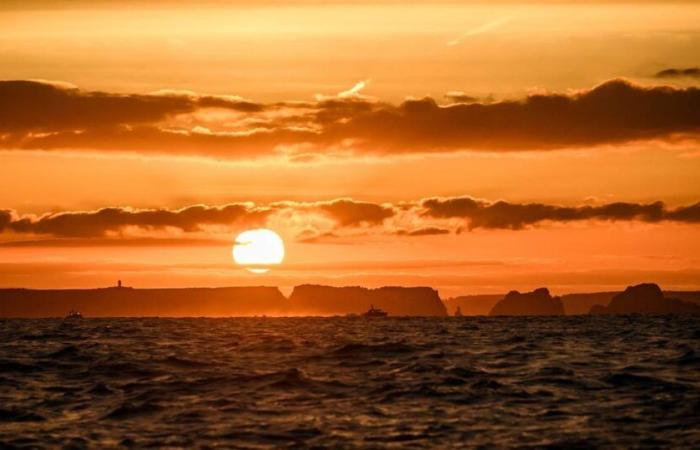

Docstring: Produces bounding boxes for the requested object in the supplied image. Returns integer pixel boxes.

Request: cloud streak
[446,16,510,46]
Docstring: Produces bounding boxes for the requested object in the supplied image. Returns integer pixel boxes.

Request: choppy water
[1,316,699,449]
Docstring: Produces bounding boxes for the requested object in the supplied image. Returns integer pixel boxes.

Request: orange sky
[1,0,699,296]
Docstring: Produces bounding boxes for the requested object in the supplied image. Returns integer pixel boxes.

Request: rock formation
[588,283,700,315]
[489,288,564,316]
[287,284,447,316]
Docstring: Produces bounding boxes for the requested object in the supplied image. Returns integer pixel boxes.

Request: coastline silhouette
[1,281,698,318]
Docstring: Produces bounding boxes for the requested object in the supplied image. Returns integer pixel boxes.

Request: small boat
[362,305,388,318]
[454,306,463,317]
[65,310,83,320]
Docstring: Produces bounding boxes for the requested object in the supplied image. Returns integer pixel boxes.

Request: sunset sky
[1,0,699,296]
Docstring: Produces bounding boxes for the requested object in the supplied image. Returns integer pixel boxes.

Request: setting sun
[232,229,285,273]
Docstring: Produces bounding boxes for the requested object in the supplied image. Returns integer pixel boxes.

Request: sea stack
[588,283,700,315]
[489,288,564,316]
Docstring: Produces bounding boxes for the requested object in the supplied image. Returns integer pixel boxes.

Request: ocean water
[1,316,699,449]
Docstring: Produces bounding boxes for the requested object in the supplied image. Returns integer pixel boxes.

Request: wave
[0,315,698,447]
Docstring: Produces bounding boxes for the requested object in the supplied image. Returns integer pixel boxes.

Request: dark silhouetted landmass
[449,290,700,316]
[288,285,447,316]
[0,284,447,317]
[0,286,287,318]
[2,282,699,318]
[444,295,502,316]
[489,288,564,316]
[588,283,700,315]
[524,290,700,315]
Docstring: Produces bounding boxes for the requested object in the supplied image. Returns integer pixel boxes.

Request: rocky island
[489,287,565,316]
[287,284,447,316]
[589,283,700,315]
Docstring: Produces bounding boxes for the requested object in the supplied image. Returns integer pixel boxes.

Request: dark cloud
[332,79,700,153]
[0,199,394,239]
[0,210,12,230]
[0,80,263,133]
[397,227,451,236]
[2,79,700,159]
[5,204,269,237]
[654,67,700,79]
[665,202,700,222]
[420,196,696,229]
[0,197,698,241]
[316,199,394,226]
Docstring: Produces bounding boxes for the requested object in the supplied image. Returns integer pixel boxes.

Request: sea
[1,316,699,449]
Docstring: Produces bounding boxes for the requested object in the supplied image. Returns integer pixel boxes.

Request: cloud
[3,204,269,237]
[420,196,696,229]
[0,210,12,230]
[0,197,698,243]
[446,17,511,46]
[0,199,394,239]
[316,199,394,226]
[654,67,700,79]
[0,80,263,133]
[2,79,700,159]
[334,79,700,154]
[337,80,370,99]
[665,202,700,222]
[444,91,479,103]
[396,227,451,236]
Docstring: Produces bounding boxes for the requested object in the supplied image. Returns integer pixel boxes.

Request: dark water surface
[1,316,699,448]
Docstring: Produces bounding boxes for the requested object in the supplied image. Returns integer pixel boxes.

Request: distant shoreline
[1,283,699,318]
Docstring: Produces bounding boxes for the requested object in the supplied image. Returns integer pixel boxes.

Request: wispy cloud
[337,79,370,98]
[446,17,511,47]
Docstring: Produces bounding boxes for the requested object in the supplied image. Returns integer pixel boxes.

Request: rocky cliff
[0,286,287,318]
[588,283,700,315]
[489,288,564,316]
[287,284,447,316]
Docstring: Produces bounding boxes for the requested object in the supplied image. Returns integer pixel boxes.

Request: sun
[232,229,285,273]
